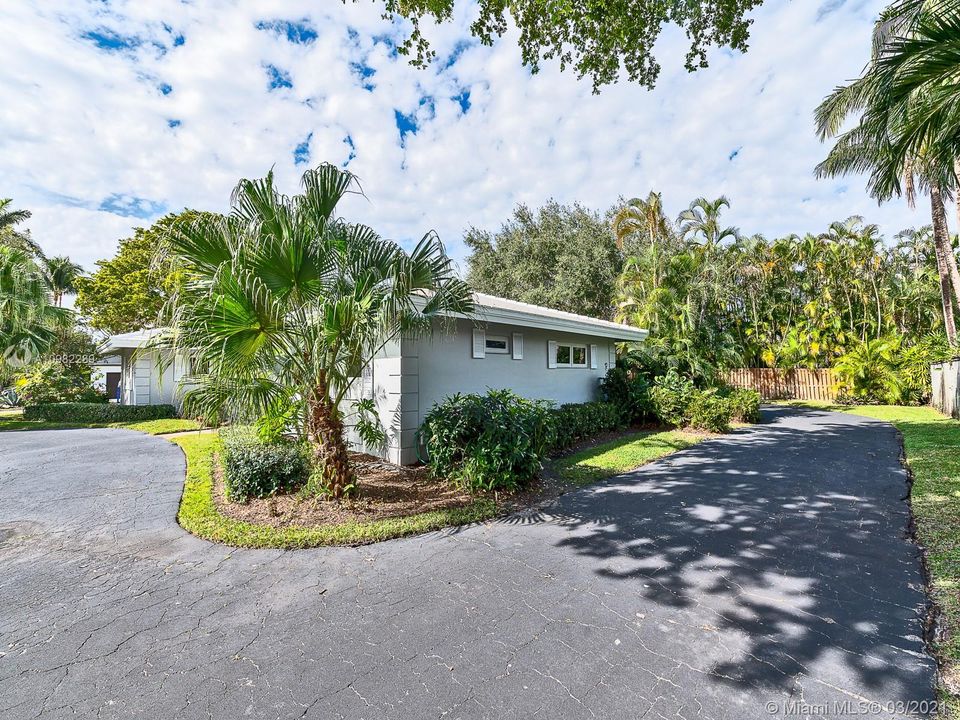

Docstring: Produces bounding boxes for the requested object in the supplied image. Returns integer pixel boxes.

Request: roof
[104,329,167,351]
[105,294,649,349]
[468,293,648,341]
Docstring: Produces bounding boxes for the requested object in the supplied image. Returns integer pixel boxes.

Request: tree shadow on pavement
[542,405,933,700]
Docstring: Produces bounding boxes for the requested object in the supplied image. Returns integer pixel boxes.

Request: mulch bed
[213,452,478,529]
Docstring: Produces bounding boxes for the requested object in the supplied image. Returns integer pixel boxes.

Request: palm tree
[0,199,43,257]
[815,1,960,344]
[612,191,675,331]
[0,246,69,368]
[43,256,84,306]
[161,164,473,498]
[677,196,740,249]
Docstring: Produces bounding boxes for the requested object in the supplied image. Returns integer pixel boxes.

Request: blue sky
[0,0,936,273]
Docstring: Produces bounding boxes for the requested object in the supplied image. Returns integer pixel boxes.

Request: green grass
[171,433,498,549]
[0,409,201,435]
[788,401,960,710]
[553,429,704,484]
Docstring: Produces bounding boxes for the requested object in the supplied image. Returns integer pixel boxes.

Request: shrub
[687,391,733,433]
[834,337,903,404]
[23,402,177,422]
[220,427,311,502]
[897,333,952,405]
[418,390,555,492]
[649,369,696,426]
[598,367,652,424]
[550,401,624,451]
[15,359,107,406]
[724,388,761,423]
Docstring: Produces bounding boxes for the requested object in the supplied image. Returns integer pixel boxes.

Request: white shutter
[590,344,598,369]
[547,340,557,368]
[472,328,486,358]
[512,333,523,360]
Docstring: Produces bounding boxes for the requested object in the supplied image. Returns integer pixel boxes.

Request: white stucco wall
[118,348,191,408]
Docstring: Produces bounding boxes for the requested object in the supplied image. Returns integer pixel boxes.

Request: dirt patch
[214,452,479,528]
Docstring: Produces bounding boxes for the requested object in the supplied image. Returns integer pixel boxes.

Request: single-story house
[107,293,648,465]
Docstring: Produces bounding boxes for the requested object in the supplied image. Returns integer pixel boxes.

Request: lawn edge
[170,433,499,549]
[784,400,957,713]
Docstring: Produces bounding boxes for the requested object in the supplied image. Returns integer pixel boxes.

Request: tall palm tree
[815,0,960,344]
[161,164,473,498]
[612,191,675,331]
[0,198,43,257]
[0,246,69,368]
[42,256,84,306]
[677,196,740,249]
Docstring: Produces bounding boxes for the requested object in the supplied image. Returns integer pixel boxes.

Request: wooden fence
[724,368,839,402]
[931,361,960,418]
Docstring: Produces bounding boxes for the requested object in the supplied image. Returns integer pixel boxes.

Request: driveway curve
[0,407,935,719]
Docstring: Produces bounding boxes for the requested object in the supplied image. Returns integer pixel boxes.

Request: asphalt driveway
[0,407,935,719]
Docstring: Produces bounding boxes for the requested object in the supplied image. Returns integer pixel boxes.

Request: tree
[161,164,473,498]
[677,196,740,248]
[0,246,69,371]
[75,213,189,334]
[372,0,763,91]
[814,0,960,344]
[0,198,43,257]
[43,256,84,307]
[466,201,622,319]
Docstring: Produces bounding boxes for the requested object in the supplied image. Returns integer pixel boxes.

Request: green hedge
[550,401,625,451]
[23,402,177,423]
[221,427,311,502]
[418,390,555,492]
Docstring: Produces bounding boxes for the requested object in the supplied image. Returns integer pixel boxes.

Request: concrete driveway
[0,407,935,719]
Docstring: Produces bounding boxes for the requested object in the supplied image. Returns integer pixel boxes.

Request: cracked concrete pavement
[0,406,936,719]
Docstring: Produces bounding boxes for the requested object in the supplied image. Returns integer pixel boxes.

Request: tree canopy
[161,164,472,497]
[465,201,622,319]
[75,213,194,334]
[372,0,763,91]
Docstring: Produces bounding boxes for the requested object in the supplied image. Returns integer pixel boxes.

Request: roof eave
[444,306,648,342]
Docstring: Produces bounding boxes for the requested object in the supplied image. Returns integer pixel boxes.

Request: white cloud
[0,0,943,274]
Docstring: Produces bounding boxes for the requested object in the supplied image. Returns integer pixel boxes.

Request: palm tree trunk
[932,185,960,309]
[930,187,958,345]
[308,375,354,499]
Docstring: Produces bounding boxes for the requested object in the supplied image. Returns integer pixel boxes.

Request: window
[485,335,509,354]
[551,342,588,368]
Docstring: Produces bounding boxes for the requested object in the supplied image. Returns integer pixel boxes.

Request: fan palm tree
[43,256,84,306]
[0,246,69,368]
[160,164,474,498]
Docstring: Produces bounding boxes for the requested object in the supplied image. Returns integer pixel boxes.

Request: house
[105,329,192,407]
[107,293,648,464]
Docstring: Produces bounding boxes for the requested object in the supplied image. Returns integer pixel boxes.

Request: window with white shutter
[472,328,485,358]
[547,340,557,368]
[512,333,523,360]
[590,344,598,369]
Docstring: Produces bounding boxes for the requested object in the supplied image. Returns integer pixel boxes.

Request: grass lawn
[0,408,202,434]
[172,426,710,549]
[788,401,960,709]
[552,429,704,484]
[172,433,498,548]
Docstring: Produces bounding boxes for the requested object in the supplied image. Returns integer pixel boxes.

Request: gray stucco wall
[396,318,616,464]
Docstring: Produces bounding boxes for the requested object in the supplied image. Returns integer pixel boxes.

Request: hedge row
[417,390,628,492]
[23,402,177,423]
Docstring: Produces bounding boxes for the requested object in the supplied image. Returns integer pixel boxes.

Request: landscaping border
[171,434,498,548]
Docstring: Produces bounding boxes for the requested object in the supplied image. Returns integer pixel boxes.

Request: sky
[0,0,941,277]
